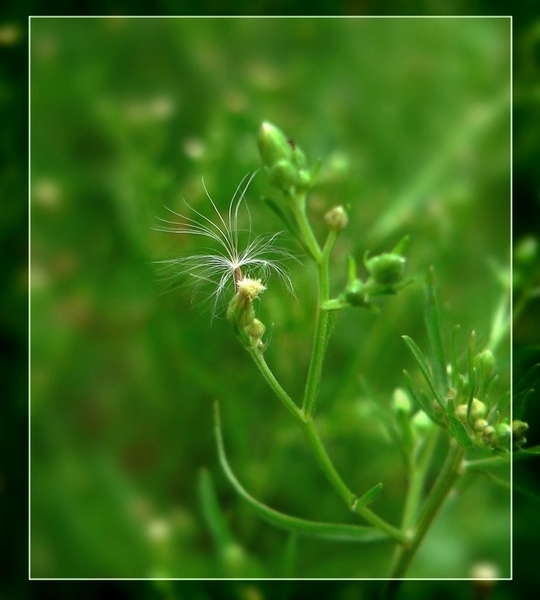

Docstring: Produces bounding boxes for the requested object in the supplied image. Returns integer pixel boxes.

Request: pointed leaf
[352,483,383,511]
[262,197,310,255]
[402,335,445,409]
[311,157,322,182]
[391,235,410,255]
[402,370,445,426]
[450,325,461,391]
[424,267,448,398]
[447,399,474,449]
[198,468,235,549]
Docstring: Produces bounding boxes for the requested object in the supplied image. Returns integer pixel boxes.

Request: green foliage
[30,16,516,581]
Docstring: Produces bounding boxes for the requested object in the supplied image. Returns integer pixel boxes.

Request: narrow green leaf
[391,235,410,256]
[262,197,310,255]
[447,399,474,449]
[347,254,357,284]
[352,483,383,511]
[450,325,461,391]
[214,402,389,543]
[402,335,445,409]
[424,267,448,398]
[466,330,477,405]
[198,468,235,550]
[402,370,445,426]
[311,157,322,182]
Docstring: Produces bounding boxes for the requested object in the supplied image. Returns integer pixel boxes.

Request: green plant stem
[302,229,337,418]
[246,345,304,422]
[382,439,465,598]
[400,428,440,530]
[300,418,407,542]
[290,193,322,263]
[245,346,406,543]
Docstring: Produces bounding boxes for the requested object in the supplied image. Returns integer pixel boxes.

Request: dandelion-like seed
[154,171,296,315]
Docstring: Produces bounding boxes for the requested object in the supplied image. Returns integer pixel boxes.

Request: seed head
[154,172,296,315]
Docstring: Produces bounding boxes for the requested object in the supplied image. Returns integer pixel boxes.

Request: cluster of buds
[257,122,315,196]
[226,277,267,351]
[454,397,529,451]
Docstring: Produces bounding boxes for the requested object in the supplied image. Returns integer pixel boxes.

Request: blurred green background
[30,18,510,578]
[28,17,513,581]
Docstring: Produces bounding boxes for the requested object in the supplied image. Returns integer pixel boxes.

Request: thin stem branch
[302,230,337,418]
[382,439,465,599]
[245,345,406,543]
[400,428,440,530]
[289,194,322,263]
[300,418,407,543]
[246,346,304,423]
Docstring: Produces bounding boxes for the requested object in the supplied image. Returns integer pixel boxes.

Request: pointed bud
[474,350,495,380]
[257,122,292,167]
[470,398,488,420]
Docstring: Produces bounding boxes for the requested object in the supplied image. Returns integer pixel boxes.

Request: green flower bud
[257,122,293,167]
[291,145,307,170]
[324,205,349,231]
[512,419,529,447]
[495,422,511,446]
[473,418,488,432]
[392,388,412,415]
[247,318,266,342]
[411,410,433,435]
[474,350,495,380]
[343,279,366,307]
[226,278,266,328]
[267,159,299,191]
[470,398,488,420]
[365,253,405,286]
[296,169,313,191]
[512,419,529,438]
[455,404,469,422]
[481,425,497,446]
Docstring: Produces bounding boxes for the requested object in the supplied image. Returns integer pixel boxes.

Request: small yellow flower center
[236,277,266,301]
